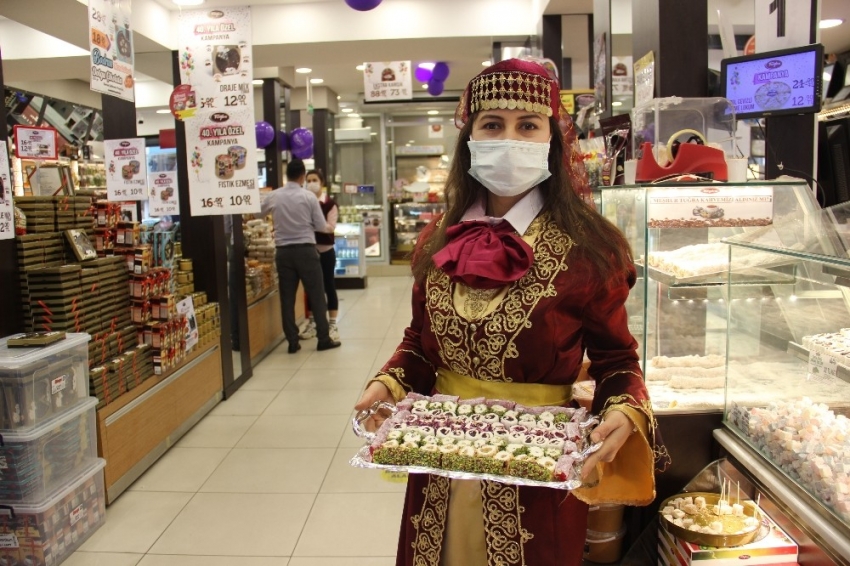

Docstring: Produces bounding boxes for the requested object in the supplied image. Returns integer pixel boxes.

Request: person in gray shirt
[261,159,341,353]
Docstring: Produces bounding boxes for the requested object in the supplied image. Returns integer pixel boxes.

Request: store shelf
[636,261,796,288]
[248,289,284,362]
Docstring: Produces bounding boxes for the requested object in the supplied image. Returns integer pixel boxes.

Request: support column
[542,15,562,80]
[262,79,282,188]
[592,0,612,117]
[171,51,235,391]
[0,48,23,337]
[312,108,333,180]
[632,0,708,98]
[101,94,137,139]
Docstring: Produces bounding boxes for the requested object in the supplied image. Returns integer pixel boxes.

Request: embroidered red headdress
[455,57,591,202]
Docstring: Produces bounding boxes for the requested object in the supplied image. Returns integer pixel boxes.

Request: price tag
[807,349,838,382]
[380,470,408,483]
[0,533,19,548]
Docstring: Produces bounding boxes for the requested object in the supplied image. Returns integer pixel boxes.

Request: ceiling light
[387,140,393,144]
[173,0,204,5]
[341,108,354,113]
[296,67,312,74]
[421,84,428,89]
[820,18,844,29]
[337,95,341,100]
[427,110,439,115]
[482,60,492,67]
[370,132,378,136]
[418,62,436,70]
[310,78,324,84]
[356,64,366,71]
[252,79,264,85]
[156,109,171,114]
[349,114,360,118]
[408,140,415,144]
[611,101,623,107]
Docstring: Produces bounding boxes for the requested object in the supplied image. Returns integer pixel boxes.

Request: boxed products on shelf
[0,397,97,503]
[89,344,154,409]
[0,459,106,566]
[0,333,90,431]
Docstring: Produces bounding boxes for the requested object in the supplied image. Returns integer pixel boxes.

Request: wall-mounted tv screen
[721,44,823,120]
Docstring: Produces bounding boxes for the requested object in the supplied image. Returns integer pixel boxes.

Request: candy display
[351,393,599,488]
[801,328,850,368]
[659,489,761,547]
[728,397,850,522]
[0,460,106,566]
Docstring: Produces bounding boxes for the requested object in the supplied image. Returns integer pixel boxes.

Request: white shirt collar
[459,187,544,235]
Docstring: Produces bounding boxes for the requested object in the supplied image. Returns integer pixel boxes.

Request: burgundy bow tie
[432,220,534,289]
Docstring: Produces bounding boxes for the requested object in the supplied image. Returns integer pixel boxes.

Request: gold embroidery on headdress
[469,71,553,117]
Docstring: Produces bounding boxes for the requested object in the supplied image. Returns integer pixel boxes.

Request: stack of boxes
[93,201,122,256]
[243,217,277,300]
[0,333,107,565]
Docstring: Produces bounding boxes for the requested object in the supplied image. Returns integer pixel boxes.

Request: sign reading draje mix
[88,0,135,102]
[178,7,259,215]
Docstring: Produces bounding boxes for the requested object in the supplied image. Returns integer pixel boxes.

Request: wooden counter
[97,339,223,503]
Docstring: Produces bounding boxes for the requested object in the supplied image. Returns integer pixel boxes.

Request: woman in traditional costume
[355,58,668,566]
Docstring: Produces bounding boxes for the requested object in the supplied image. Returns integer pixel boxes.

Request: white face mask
[306,181,321,195]
[468,139,551,197]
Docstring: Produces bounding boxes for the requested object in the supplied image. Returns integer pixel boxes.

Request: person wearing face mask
[298,169,340,341]
[353,59,668,566]
[261,158,341,353]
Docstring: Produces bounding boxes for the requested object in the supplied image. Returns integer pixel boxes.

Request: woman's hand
[581,410,634,480]
[354,381,396,432]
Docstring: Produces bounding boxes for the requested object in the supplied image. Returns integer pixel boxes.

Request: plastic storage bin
[0,333,90,431]
[0,398,97,503]
[0,459,105,566]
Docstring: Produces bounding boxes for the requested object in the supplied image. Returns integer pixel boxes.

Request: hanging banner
[178,7,253,113]
[363,61,412,102]
[633,52,655,108]
[0,142,13,241]
[13,126,58,160]
[105,138,148,201]
[185,109,259,215]
[88,0,135,102]
[148,171,180,217]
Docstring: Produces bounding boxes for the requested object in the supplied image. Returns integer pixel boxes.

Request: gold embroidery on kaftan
[410,475,450,566]
[482,481,534,565]
[426,217,573,382]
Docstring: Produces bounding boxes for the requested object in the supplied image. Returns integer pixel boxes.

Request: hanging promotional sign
[0,142,14,241]
[13,126,58,160]
[633,52,655,108]
[148,171,180,217]
[611,56,633,97]
[178,7,253,114]
[363,61,412,102]
[105,138,148,201]
[88,0,135,102]
[185,109,259,215]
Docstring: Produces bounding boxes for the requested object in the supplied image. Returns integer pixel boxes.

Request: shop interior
[0,0,849,564]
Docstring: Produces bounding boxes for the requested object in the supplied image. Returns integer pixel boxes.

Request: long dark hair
[411,116,633,284]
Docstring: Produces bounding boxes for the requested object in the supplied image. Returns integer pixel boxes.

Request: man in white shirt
[261,159,341,353]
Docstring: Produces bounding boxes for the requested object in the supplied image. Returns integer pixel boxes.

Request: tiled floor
[69,276,414,566]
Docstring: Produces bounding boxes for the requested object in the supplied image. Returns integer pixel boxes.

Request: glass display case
[391,202,446,264]
[723,201,850,537]
[597,180,820,414]
[335,222,366,288]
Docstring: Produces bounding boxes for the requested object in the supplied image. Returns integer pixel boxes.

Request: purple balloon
[277,130,289,151]
[414,65,433,83]
[290,127,314,159]
[344,0,382,10]
[432,62,450,82]
[427,78,444,96]
[255,121,275,148]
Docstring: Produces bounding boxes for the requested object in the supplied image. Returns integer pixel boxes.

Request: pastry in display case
[391,202,446,264]
[597,180,821,413]
[723,200,850,533]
